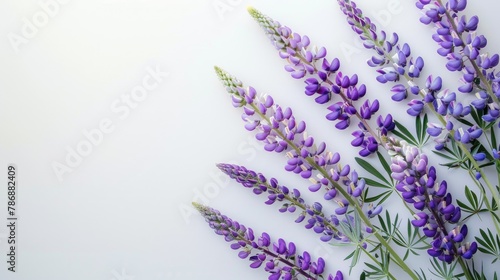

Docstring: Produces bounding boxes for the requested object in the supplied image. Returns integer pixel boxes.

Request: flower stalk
[193,202,342,279]
[215,66,420,279]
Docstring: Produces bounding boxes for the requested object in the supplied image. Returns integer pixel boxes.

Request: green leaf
[432,150,458,161]
[416,114,430,146]
[476,228,500,263]
[393,121,418,146]
[377,152,392,178]
[470,107,483,127]
[363,178,392,189]
[456,117,474,127]
[355,157,391,186]
[416,115,423,143]
[429,258,458,280]
[492,127,498,149]
[363,190,392,204]
[393,219,430,260]
[456,199,475,214]
[464,186,479,210]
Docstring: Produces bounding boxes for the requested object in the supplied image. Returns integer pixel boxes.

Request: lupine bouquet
[195,1,500,279]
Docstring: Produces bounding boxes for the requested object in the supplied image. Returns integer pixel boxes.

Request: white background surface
[0,0,498,279]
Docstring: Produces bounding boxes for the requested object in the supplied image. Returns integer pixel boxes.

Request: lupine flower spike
[215,66,420,280]
[385,137,477,263]
[337,0,500,230]
[193,202,343,280]
[248,7,395,157]
[218,163,380,244]
[416,0,500,122]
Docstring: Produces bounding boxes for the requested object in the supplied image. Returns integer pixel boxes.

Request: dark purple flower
[249,7,386,156]
[385,137,476,262]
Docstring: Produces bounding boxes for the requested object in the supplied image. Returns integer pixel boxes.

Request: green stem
[467,169,500,234]
[293,48,419,217]
[360,246,398,280]
[354,18,500,230]
[457,258,473,280]
[250,103,420,280]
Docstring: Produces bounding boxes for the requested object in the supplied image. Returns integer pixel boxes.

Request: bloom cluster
[194,1,500,279]
[214,66,425,279]
[193,202,343,279]
[248,7,394,157]
[385,137,477,263]
[416,0,500,110]
[217,163,379,244]
[336,1,500,224]
[337,0,486,146]
[215,66,359,203]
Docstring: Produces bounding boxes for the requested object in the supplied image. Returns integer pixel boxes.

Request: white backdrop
[0,0,498,279]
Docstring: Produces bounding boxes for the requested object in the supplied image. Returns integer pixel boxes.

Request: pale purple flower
[416,0,500,124]
[216,163,366,243]
[193,202,342,279]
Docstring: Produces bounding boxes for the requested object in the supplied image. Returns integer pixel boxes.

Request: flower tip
[246,6,260,17]
[214,65,223,74]
[192,201,203,209]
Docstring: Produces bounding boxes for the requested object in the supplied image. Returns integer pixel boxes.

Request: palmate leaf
[393,219,430,260]
[393,114,430,148]
[492,125,498,149]
[356,152,395,204]
[393,121,419,147]
[416,268,429,280]
[376,210,400,243]
[355,156,392,186]
[466,261,499,280]
[476,228,500,263]
[456,186,484,220]
[362,188,392,204]
[344,247,362,274]
[470,139,496,167]
[376,151,393,180]
[429,258,462,280]
[340,211,364,273]
[416,114,430,146]
[469,106,497,131]
[432,138,471,170]
[362,248,391,280]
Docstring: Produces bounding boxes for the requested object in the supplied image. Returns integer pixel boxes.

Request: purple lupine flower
[385,137,477,263]
[454,126,483,144]
[337,0,500,174]
[216,163,371,244]
[248,7,392,156]
[415,0,500,123]
[328,270,344,280]
[337,0,478,138]
[215,67,421,279]
[193,202,342,279]
[215,66,369,207]
[338,0,425,101]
